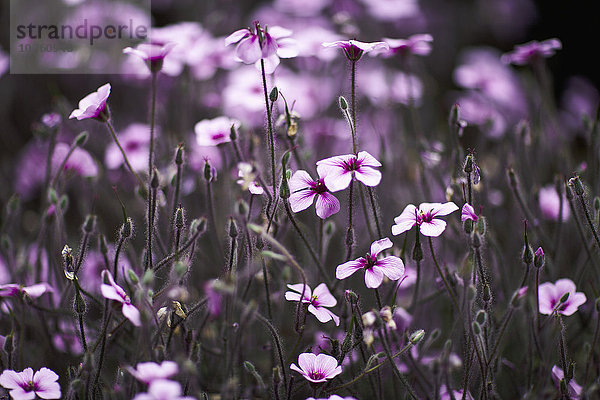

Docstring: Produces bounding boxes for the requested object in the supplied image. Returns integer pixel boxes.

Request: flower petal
[297,352,317,373]
[101,284,124,303]
[356,151,382,168]
[315,353,342,377]
[375,257,405,281]
[370,238,393,257]
[419,219,447,237]
[312,283,336,307]
[315,192,341,219]
[308,304,335,324]
[288,170,314,193]
[422,201,459,217]
[225,29,250,46]
[122,303,142,326]
[392,204,418,235]
[354,166,382,187]
[364,268,384,289]
[236,35,262,64]
[0,369,29,390]
[33,369,61,399]
[289,189,316,213]
[336,259,365,280]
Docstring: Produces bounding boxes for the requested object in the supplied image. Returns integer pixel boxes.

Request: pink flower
[132,379,195,400]
[127,361,178,384]
[41,113,61,129]
[123,42,176,72]
[539,185,570,222]
[285,283,340,326]
[290,353,342,383]
[0,283,53,299]
[225,24,298,73]
[501,38,562,65]
[288,170,340,219]
[100,269,142,326]
[51,143,98,178]
[551,365,582,399]
[69,83,111,121]
[538,278,586,316]
[380,34,433,57]
[461,203,478,223]
[316,151,382,192]
[336,238,405,289]
[195,116,240,147]
[322,39,389,61]
[105,123,150,172]
[0,367,61,400]
[392,202,459,237]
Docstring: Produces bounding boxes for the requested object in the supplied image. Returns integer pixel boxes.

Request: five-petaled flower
[322,39,389,62]
[69,83,111,121]
[392,202,459,237]
[501,38,562,65]
[316,151,382,192]
[123,42,176,73]
[336,238,405,289]
[100,269,142,326]
[538,278,587,316]
[285,283,340,326]
[290,352,342,383]
[225,23,298,73]
[127,361,179,384]
[0,367,61,400]
[288,170,341,219]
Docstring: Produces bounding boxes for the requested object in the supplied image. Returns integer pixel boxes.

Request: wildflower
[538,278,586,316]
[0,367,61,399]
[322,39,388,62]
[195,116,240,147]
[501,38,562,65]
[316,151,382,192]
[123,42,176,73]
[100,269,142,326]
[380,34,433,57]
[51,143,98,178]
[285,283,340,326]
[236,162,264,195]
[127,361,179,384]
[105,123,151,172]
[392,202,459,237]
[288,170,340,219]
[551,365,582,399]
[68,83,111,121]
[0,283,53,299]
[41,113,62,129]
[461,203,478,223]
[336,238,405,289]
[290,353,342,383]
[225,23,298,73]
[539,185,570,222]
[132,379,195,400]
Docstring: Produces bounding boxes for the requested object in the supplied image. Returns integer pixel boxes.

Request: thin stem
[367,186,383,239]
[49,141,79,189]
[428,237,459,310]
[350,60,358,153]
[105,120,145,188]
[206,178,224,259]
[579,195,600,249]
[346,180,355,261]
[260,58,278,205]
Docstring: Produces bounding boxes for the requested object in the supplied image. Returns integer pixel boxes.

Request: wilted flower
[69,83,111,121]
[322,39,388,62]
[501,38,562,65]
[538,278,586,316]
[132,379,195,400]
[551,365,582,399]
[285,283,340,326]
[0,367,61,399]
[195,116,240,147]
[100,269,141,326]
[336,238,405,289]
[290,352,342,383]
[225,23,298,73]
[288,170,340,219]
[127,361,179,384]
[392,202,459,237]
[316,151,382,192]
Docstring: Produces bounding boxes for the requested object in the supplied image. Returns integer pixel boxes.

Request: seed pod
[476,310,487,326]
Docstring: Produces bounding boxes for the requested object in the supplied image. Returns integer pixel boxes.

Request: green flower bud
[59,195,69,211]
[472,232,482,248]
[339,96,348,110]
[472,321,481,335]
[477,217,487,236]
[74,131,89,147]
[128,269,140,284]
[463,219,474,234]
[175,144,184,165]
[120,217,133,239]
[569,175,584,196]
[74,289,86,315]
[151,168,160,189]
[190,217,207,236]
[142,269,154,286]
[175,207,185,229]
[464,154,473,174]
[83,214,96,234]
[409,329,425,344]
[475,310,487,326]
[4,332,14,353]
[228,217,238,238]
[47,188,58,204]
[174,261,188,278]
[269,87,279,103]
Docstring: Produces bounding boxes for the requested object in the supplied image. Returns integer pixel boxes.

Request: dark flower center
[343,44,363,62]
[416,211,433,224]
[308,370,325,381]
[342,157,360,172]
[312,179,328,194]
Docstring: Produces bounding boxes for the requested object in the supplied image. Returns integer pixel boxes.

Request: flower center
[308,369,325,381]
[310,295,319,306]
[343,157,360,172]
[24,380,35,391]
[313,179,327,194]
[416,211,433,224]
[363,254,376,270]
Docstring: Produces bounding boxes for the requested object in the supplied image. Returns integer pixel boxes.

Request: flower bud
[569,175,584,196]
[269,87,279,103]
[475,310,487,326]
[463,219,473,234]
[483,284,491,304]
[47,188,58,204]
[190,217,207,236]
[412,237,423,261]
[6,194,19,214]
[236,199,249,217]
[128,269,139,284]
[228,217,238,238]
[507,168,517,188]
[477,217,487,236]
[345,289,359,305]
[472,232,482,248]
[175,207,185,230]
[175,144,184,165]
[409,329,425,344]
[325,221,335,236]
[74,131,89,147]
[594,197,600,213]
[345,226,354,247]
[83,214,96,234]
[472,321,481,335]
[204,160,214,182]
[449,104,460,127]
[339,96,348,110]
[279,177,290,199]
[151,168,160,189]
[120,217,133,239]
[595,298,600,312]
[174,261,188,279]
[74,289,86,315]
[229,124,237,141]
[99,234,108,256]
[4,332,14,354]
[565,181,574,200]
[464,154,473,174]
[142,269,154,286]
[341,330,353,354]
[534,247,545,269]
[362,311,377,328]
[59,195,69,211]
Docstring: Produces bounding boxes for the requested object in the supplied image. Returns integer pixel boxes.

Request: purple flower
[0,283,53,299]
[100,269,142,326]
[123,42,176,72]
[551,365,582,399]
[195,116,240,147]
[336,238,405,289]
[461,203,478,223]
[380,34,433,57]
[68,83,111,121]
[127,361,178,384]
[0,367,61,400]
[132,379,195,400]
[501,38,562,65]
[288,170,340,219]
[41,113,62,129]
[322,39,389,61]
[539,185,570,222]
[105,123,151,173]
[358,0,422,22]
[52,143,98,178]
[285,283,340,326]
[290,353,342,383]
[225,23,298,73]
[392,202,459,237]
[538,278,586,316]
[316,151,382,192]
